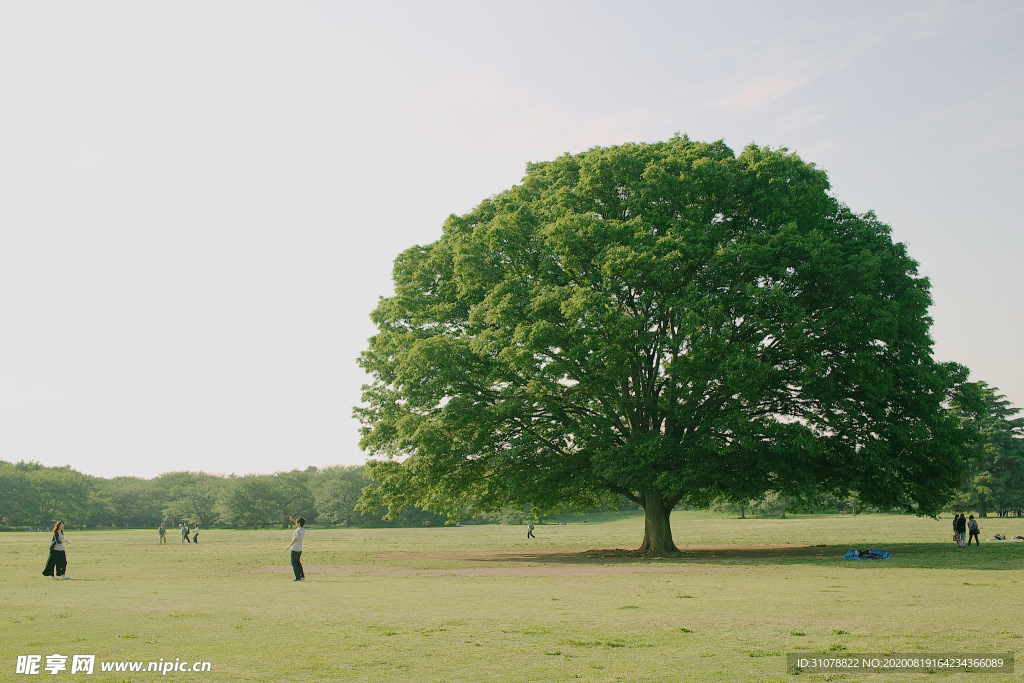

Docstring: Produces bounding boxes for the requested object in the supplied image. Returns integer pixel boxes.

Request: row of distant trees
[0,464,450,530]
[2,383,1020,530]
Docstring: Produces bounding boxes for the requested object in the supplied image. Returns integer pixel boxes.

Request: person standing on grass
[159,523,166,544]
[285,516,305,581]
[192,523,199,544]
[42,521,69,580]
[527,521,535,539]
[968,515,980,546]
[956,514,968,547]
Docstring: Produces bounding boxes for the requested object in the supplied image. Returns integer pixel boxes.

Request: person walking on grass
[968,515,980,546]
[285,516,305,581]
[158,523,166,544]
[955,514,968,547]
[192,523,199,544]
[42,521,69,580]
[527,521,535,539]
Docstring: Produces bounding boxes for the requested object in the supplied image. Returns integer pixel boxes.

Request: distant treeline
[6,402,1022,530]
[0,462,456,530]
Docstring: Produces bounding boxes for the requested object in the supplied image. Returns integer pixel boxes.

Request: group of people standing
[180,522,199,543]
[156,522,199,543]
[41,516,309,582]
[952,513,980,547]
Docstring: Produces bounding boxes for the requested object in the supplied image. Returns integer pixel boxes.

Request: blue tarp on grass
[843,549,892,560]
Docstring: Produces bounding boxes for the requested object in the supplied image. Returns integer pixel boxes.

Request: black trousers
[42,550,67,577]
[291,550,304,580]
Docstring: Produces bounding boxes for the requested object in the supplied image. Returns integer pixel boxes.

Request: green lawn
[2,512,1022,682]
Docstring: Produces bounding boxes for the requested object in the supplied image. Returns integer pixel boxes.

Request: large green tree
[356,136,974,554]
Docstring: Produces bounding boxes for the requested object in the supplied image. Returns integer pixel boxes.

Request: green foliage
[476,505,531,525]
[356,136,974,551]
[0,461,37,526]
[0,462,456,530]
[713,492,792,518]
[712,491,865,518]
[951,382,1024,515]
[311,465,367,526]
[216,474,295,528]
[93,476,164,528]
[156,471,228,528]
[0,462,99,528]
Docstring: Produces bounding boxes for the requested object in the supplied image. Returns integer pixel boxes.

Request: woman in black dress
[42,521,68,579]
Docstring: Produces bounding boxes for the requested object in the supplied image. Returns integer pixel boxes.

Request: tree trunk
[978,495,987,518]
[638,490,678,555]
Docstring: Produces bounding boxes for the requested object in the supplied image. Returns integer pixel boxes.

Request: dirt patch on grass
[249,544,846,578]
[303,562,725,578]
[384,543,826,564]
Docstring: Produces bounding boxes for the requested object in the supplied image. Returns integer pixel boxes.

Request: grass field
[2,511,1023,682]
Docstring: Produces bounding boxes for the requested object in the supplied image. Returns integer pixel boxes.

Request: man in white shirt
[285,517,306,581]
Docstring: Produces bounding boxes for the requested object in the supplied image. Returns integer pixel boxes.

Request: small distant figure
[527,521,535,539]
[192,523,199,544]
[158,523,166,544]
[42,521,69,580]
[179,523,187,543]
[967,515,980,546]
[285,516,306,581]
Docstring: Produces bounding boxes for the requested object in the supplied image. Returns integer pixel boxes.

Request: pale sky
[1,1,1021,479]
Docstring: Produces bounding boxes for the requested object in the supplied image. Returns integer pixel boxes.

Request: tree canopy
[356,136,976,554]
